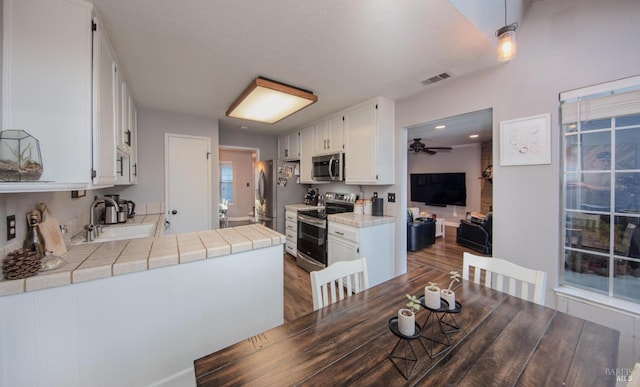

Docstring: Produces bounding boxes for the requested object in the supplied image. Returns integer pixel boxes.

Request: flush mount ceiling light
[226,77,318,124]
[435,125,446,129]
[496,0,518,62]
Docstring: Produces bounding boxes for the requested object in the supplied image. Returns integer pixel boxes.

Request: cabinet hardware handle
[335,231,344,235]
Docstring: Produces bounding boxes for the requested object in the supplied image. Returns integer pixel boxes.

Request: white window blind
[561,74,640,122]
[561,89,640,123]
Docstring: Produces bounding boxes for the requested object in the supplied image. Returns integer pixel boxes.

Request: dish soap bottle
[24,209,45,258]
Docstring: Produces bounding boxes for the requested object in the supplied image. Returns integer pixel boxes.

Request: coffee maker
[104,194,135,223]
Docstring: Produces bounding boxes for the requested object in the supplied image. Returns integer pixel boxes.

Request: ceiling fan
[408,138,452,154]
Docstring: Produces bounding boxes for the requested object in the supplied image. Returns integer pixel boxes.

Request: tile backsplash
[2,202,164,260]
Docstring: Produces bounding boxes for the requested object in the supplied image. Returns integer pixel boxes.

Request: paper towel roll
[409,207,420,220]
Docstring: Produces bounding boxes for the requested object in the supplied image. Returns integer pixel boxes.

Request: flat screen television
[410,173,466,207]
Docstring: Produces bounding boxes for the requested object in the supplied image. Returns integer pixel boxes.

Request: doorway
[406,108,493,225]
[165,133,211,234]
[219,147,259,225]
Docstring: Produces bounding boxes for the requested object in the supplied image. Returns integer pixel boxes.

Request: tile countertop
[328,212,395,228]
[284,203,323,211]
[0,221,285,297]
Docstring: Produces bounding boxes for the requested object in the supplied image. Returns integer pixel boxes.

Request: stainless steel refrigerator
[255,160,308,233]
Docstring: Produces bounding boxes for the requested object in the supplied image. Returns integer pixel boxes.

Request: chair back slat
[311,258,369,311]
[462,252,547,306]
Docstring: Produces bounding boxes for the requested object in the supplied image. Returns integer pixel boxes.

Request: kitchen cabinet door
[91,16,117,186]
[129,104,139,184]
[344,97,394,185]
[328,234,359,266]
[314,114,344,155]
[117,81,131,155]
[279,132,300,161]
[115,98,138,185]
[1,0,94,192]
[299,126,315,183]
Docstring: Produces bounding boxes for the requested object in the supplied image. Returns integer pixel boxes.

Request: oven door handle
[297,251,324,269]
[297,214,326,228]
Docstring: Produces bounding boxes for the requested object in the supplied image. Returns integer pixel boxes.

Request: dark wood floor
[283,225,483,322]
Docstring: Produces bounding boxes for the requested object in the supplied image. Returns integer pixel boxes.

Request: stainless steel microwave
[312,153,344,181]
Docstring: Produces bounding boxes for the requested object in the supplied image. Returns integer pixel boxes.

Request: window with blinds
[220,162,234,204]
[560,75,640,303]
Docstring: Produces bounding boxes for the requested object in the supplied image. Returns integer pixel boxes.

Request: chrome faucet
[85,196,119,241]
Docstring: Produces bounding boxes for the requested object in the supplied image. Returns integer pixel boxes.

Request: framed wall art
[500,113,551,166]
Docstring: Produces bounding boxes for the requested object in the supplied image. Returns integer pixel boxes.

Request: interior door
[165,134,211,234]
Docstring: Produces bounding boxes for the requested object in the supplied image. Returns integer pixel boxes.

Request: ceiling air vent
[422,72,452,85]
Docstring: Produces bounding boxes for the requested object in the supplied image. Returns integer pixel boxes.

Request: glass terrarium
[0,130,43,181]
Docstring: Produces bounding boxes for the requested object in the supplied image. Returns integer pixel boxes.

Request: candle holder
[440,301,462,334]
[418,295,451,358]
[388,317,422,380]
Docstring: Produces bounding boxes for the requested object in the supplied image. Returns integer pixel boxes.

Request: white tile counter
[0,222,285,297]
[284,203,322,211]
[328,212,395,228]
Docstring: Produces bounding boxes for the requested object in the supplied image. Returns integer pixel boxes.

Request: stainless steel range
[296,192,356,272]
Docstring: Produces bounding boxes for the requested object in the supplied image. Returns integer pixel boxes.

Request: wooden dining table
[194,266,620,386]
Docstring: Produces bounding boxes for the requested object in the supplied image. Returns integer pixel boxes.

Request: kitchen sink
[76,223,156,244]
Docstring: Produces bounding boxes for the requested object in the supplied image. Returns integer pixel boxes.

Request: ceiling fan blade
[425,149,437,155]
[425,147,453,150]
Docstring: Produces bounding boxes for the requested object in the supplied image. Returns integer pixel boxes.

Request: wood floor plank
[284,225,487,322]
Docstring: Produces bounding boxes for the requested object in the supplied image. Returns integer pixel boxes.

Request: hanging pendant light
[496,0,518,62]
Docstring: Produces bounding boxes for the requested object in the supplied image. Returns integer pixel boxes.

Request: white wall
[391,0,640,306]
[407,143,481,224]
[114,108,220,229]
[219,127,278,161]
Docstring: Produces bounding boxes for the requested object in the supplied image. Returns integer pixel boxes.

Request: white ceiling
[89,0,528,135]
[407,108,494,148]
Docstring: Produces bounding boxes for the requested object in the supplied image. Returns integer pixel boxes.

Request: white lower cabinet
[285,210,298,256]
[327,221,394,287]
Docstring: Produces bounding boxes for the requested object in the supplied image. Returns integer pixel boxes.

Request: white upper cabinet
[91,16,117,186]
[1,0,139,192]
[116,97,138,185]
[314,114,344,155]
[299,126,314,183]
[117,81,131,155]
[278,131,300,161]
[344,97,394,185]
[1,0,96,192]
[129,102,139,184]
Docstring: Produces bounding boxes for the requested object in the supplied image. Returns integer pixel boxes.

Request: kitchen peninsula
[0,224,285,387]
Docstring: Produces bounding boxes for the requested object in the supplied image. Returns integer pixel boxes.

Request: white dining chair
[462,252,547,306]
[310,258,369,311]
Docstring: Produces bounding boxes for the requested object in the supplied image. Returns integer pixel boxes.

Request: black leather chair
[407,218,436,252]
[456,213,492,254]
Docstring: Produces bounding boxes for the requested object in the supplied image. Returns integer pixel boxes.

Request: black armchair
[456,212,492,254]
[407,218,436,252]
